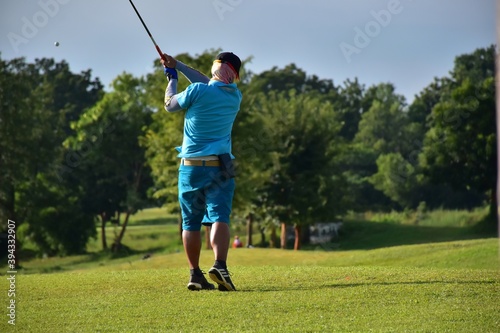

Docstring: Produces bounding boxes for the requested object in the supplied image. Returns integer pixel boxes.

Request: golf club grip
[155,45,167,62]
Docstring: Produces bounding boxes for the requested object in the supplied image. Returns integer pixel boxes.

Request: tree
[369,153,420,209]
[0,56,103,257]
[339,142,394,211]
[65,73,153,252]
[341,83,409,211]
[231,90,274,247]
[334,78,367,141]
[253,90,345,250]
[17,174,96,256]
[354,83,408,155]
[421,45,496,217]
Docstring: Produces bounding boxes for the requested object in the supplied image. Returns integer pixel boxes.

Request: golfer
[161,52,242,291]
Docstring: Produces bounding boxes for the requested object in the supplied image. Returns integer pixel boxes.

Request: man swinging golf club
[161,52,242,291]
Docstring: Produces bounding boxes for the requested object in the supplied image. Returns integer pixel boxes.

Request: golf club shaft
[128,0,166,61]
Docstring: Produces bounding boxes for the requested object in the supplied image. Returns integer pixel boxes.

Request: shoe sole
[187,282,215,291]
[187,283,202,291]
[208,268,236,291]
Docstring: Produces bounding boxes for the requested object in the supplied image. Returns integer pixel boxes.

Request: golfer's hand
[161,54,177,68]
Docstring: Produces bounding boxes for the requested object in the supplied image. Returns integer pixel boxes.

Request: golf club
[128,0,167,62]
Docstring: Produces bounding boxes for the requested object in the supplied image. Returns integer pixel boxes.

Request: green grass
[86,224,183,254]
[126,207,178,226]
[9,268,500,332]
[1,208,499,332]
[1,242,499,333]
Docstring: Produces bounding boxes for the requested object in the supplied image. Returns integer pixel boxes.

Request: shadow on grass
[302,215,497,251]
[240,279,498,293]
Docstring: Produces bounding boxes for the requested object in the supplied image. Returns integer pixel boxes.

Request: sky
[0,0,496,103]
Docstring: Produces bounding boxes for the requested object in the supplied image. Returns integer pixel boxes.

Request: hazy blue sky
[0,0,496,103]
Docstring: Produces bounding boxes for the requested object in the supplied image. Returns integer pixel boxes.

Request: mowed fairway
[2,239,499,333]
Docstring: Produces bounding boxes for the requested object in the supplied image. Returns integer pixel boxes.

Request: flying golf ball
[54,41,59,47]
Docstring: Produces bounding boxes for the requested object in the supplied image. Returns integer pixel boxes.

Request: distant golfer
[161,52,242,291]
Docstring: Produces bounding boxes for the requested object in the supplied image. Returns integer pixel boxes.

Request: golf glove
[164,67,178,80]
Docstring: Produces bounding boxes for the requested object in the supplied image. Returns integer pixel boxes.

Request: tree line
[0,45,496,256]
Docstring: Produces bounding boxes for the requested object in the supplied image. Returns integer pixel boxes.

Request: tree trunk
[205,226,212,250]
[246,213,253,247]
[100,212,108,250]
[280,222,287,249]
[270,226,277,248]
[301,224,310,246]
[113,210,131,252]
[112,163,142,252]
[294,225,302,250]
[490,185,497,220]
[259,227,266,247]
[489,185,498,234]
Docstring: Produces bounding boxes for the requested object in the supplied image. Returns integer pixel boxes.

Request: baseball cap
[216,52,241,78]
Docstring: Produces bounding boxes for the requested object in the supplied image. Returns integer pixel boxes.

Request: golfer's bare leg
[182,230,201,269]
[210,222,230,261]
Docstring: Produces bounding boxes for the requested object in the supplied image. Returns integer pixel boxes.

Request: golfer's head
[212,52,241,83]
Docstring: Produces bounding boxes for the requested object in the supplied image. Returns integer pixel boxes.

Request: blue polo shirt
[176,80,242,158]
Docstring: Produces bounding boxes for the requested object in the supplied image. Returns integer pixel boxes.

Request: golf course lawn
[1,238,499,332]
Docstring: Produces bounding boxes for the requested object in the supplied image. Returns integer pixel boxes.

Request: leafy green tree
[342,83,409,210]
[230,86,277,246]
[0,56,102,257]
[340,143,395,211]
[17,174,95,256]
[363,83,429,210]
[334,78,367,141]
[248,64,323,94]
[354,83,408,155]
[251,90,345,250]
[65,73,153,252]
[375,77,472,210]
[408,79,444,127]
[369,153,419,208]
[421,45,496,217]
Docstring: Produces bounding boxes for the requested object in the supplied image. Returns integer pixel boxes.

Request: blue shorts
[178,164,235,231]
